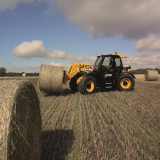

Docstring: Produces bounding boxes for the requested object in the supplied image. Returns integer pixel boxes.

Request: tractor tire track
[81,95,93,160]
[83,95,101,159]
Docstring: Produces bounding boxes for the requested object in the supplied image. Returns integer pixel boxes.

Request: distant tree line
[0,67,6,76]
[0,67,39,77]
[0,67,160,77]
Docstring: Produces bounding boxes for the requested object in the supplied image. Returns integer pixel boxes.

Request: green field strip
[107,91,160,132]
[83,95,115,159]
[94,92,152,158]
[80,94,96,160]
[41,96,58,112]
[41,97,59,120]
[103,91,160,142]
[90,94,130,159]
[99,92,160,159]
[83,95,103,159]
[67,94,81,160]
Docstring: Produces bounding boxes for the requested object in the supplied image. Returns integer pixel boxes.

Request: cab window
[115,58,121,67]
[102,57,110,66]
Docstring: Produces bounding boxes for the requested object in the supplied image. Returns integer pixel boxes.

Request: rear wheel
[117,74,135,91]
[78,76,97,94]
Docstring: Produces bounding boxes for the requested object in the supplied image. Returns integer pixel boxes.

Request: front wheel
[69,74,82,92]
[117,74,135,91]
[78,76,97,94]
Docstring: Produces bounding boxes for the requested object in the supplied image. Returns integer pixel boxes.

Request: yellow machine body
[63,52,131,85]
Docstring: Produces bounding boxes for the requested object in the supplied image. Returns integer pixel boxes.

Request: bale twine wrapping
[145,70,159,81]
[22,73,26,77]
[39,64,64,93]
[0,80,41,160]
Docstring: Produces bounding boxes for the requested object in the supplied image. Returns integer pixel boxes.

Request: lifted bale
[0,80,41,160]
[39,64,64,93]
[145,70,159,81]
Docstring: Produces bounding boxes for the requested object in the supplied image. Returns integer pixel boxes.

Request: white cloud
[8,51,160,73]
[50,62,66,67]
[125,33,160,70]
[122,51,160,70]
[48,50,74,59]
[0,0,41,12]
[135,34,160,52]
[51,0,160,40]
[12,40,48,58]
[11,40,97,64]
[50,62,70,70]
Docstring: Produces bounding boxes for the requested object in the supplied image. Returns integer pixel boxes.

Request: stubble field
[1,75,160,160]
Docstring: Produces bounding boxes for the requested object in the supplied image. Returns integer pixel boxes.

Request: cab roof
[97,52,127,58]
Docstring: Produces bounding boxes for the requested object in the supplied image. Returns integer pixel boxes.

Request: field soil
[1,75,160,160]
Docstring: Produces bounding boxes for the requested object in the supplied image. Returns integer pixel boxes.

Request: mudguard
[121,72,136,79]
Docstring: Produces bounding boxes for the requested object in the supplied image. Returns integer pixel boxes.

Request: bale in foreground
[0,80,41,160]
[145,70,159,81]
[39,64,64,93]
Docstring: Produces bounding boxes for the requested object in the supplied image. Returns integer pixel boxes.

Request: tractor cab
[89,52,135,89]
[93,54,123,80]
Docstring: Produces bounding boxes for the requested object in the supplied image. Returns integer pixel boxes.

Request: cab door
[115,57,123,75]
[101,56,113,80]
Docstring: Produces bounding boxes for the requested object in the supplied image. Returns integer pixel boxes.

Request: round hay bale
[0,80,41,160]
[39,64,64,93]
[145,70,159,81]
[22,73,26,77]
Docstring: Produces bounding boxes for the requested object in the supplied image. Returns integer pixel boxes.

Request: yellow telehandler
[39,52,135,94]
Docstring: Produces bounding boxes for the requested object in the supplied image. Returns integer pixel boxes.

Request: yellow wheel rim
[120,78,131,89]
[86,80,94,92]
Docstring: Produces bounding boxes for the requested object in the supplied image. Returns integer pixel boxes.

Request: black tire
[69,74,82,92]
[78,76,97,94]
[117,74,135,91]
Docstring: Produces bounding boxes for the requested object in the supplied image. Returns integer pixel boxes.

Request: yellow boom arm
[63,63,94,85]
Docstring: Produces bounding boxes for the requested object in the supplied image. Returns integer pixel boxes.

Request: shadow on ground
[42,88,73,97]
[96,87,116,93]
[96,87,135,93]
[41,86,135,97]
[41,129,74,160]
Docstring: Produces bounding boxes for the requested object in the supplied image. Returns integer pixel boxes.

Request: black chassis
[80,54,135,88]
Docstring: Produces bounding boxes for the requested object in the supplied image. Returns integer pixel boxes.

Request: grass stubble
[3,76,159,160]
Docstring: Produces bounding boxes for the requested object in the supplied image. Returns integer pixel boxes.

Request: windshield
[94,56,102,70]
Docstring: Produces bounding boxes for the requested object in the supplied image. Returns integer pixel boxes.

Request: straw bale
[39,64,64,93]
[0,80,41,160]
[144,70,159,81]
[22,73,26,77]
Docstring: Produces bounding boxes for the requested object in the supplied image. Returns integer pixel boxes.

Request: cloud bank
[0,0,41,12]
[11,37,160,72]
[2,0,160,40]
[122,34,160,70]
[11,40,97,64]
[52,0,160,40]
[135,34,160,52]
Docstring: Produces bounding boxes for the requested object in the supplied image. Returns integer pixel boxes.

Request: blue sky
[1,0,160,73]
